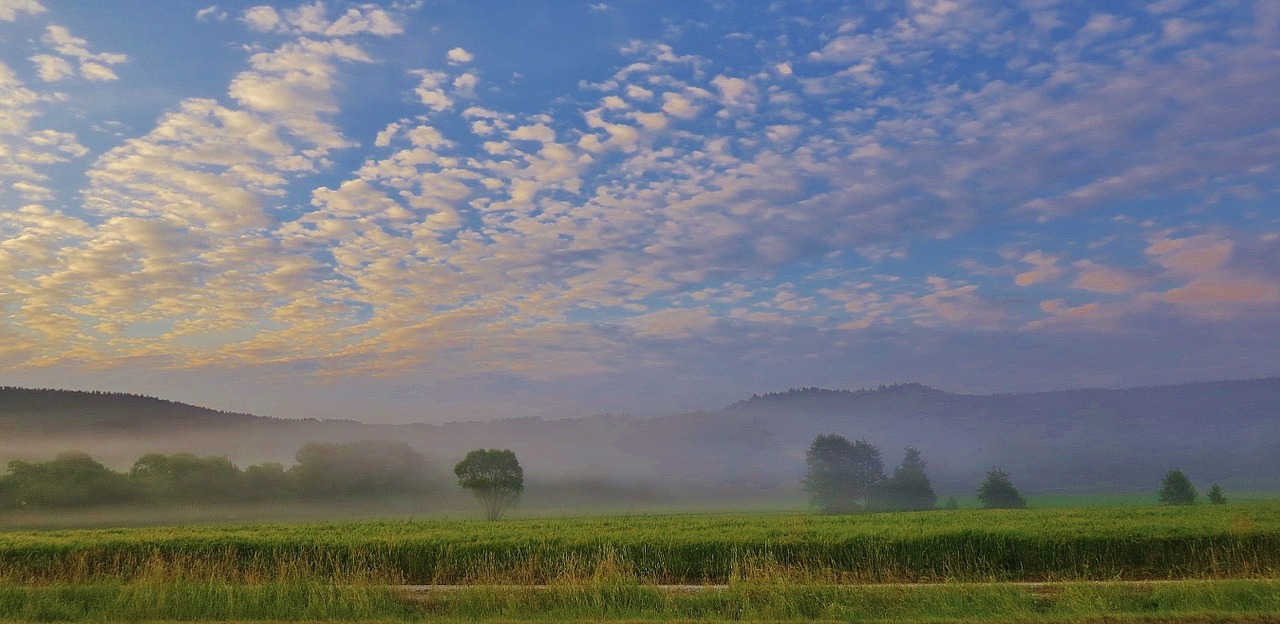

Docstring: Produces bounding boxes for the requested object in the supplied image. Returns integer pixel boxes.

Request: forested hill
[726,378,1280,422]
[0,387,266,432]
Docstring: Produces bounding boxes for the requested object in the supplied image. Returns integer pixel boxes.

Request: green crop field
[0,502,1277,622]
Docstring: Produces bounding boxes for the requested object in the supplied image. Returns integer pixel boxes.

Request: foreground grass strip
[0,583,410,621]
[405,580,1280,622]
[1,503,1279,584]
[0,580,1275,622]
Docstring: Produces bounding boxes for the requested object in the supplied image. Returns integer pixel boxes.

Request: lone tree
[1207,484,1226,505]
[803,434,884,514]
[455,449,523,521]
[977,467,1026,509]
[874,446,937,512]
[1158,469,1197,505]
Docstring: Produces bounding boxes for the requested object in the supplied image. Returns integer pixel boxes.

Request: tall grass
[3,503,1277,584]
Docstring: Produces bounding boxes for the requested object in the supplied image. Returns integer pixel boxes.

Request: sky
[1,0,1278,424]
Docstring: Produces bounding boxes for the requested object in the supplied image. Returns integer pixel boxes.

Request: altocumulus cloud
[0,0,1277,421]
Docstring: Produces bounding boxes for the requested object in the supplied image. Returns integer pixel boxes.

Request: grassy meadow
[0,502,1277,622]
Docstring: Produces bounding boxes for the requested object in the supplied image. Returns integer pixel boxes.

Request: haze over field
[3,378,1277,503]
[1,1,1278,423]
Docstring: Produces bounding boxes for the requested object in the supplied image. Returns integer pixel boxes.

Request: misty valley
[2,378,1277,520]
[0,378,1278,623]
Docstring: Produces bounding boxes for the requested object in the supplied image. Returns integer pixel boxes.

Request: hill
[1,379,1277,498]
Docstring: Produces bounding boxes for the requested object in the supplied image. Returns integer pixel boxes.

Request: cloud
[1071,260,1145,294]
[196,5,226,21]
[28,54,72,82]
[242,5,281,31]
[710,75,753,108]
[228,39,372,153]
[0,61,88,202]
[1146,233,1280,319]
[1013,251,1063,286]
[660,92,699,119]
[0,0,43,21]
[410,70,455,111]
[242,2,403,37]
[909,277,1008,329]
[446,47,474,64]
[39,25,127,81]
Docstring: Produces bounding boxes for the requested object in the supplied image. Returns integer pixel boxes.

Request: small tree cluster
[803,435,936,513]
[1158,469,1224,506]
[0,440,436,509]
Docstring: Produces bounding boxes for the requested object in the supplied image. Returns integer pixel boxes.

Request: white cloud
[710,75,753,108]
[326,6,403,37]
[40,25,127,82]
[242,5,281,31]
[196,5,226,21]
[411,70,454,111]
[243,2,403,37]
[0,0,43,21]
[660,92,699,119]
[228,39,371,153]
[447,47,474,64]
[28,54,73,82]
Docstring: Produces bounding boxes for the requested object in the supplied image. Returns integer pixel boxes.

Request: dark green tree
[942,496,960,510]
[1158,469,1197,505]
[455,448,524,521]
[803,434,884,514]
[873,446,937,511]
[1207,483,1226,505]
[977,467,1027,509]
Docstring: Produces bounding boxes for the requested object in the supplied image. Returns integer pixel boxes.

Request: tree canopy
[803,434,884,514]
[455,448,524,521]
[1158,469,1197,505]
[292,440,433,498]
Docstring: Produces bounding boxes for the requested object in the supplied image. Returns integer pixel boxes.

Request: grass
[407,579,1280,622]
[0,583,409,621]
[0,580,1275,622]
[0,503,1277,621]
[2,503,1278,584]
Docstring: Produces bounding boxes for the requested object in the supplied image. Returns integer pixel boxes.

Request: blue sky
[1,0,1278,423]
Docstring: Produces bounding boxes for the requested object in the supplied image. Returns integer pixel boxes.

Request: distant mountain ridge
[1,378,1278,496]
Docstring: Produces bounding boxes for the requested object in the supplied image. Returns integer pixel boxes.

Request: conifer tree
[873,446,937,511]
[977,467,1027,509]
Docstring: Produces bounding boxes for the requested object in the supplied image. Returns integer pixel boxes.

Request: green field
[0,503,1277,622]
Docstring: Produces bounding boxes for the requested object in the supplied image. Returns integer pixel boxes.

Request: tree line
[805,433,1228,513]
[0,440,436,509]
